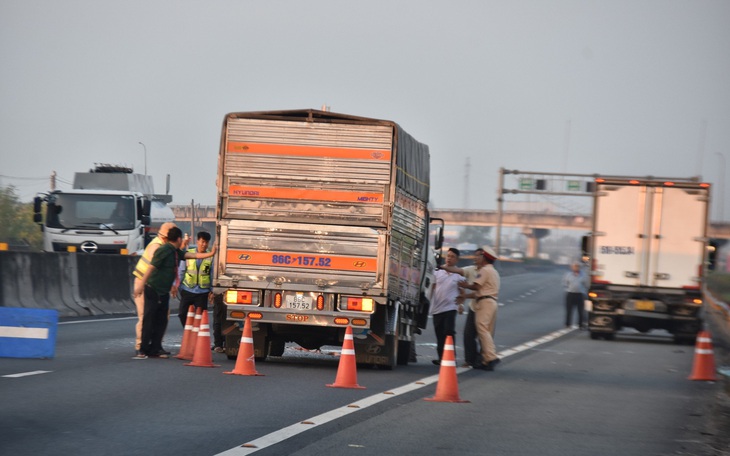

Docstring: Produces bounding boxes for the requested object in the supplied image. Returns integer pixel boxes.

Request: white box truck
[212,109,441,368]
[33,165,174,254]
[582,176,710,343]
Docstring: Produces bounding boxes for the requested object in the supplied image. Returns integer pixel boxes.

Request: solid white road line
[215,326,575,455]
[2,370,52,378]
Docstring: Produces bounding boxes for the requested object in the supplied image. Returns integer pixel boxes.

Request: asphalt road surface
[2,269,728,456]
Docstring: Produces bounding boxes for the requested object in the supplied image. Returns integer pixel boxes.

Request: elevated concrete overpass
[170,206,730,257]
[171,205,730,237]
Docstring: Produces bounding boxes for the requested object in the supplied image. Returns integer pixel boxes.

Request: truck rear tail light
[351,318,367,326]
[247,312,263,320]
[684,297,702,306]
[230,310,245,319]
[273,293,282,308]
[225,290,253,305]
[589,290,610,299]
[341,297,374,312]
[334,317,350,325]
[316,295,325,310]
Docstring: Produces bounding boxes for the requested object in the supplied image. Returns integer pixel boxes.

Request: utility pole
[50,171,56,190]
[463,157,470,208]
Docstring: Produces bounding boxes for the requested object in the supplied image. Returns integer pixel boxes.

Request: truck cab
[33,164,173,254]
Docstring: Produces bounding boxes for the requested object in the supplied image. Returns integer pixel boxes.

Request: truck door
[593,184,647,286]
[649,186,707,288]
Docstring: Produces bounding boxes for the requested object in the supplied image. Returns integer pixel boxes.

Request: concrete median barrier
[0,251,137,318]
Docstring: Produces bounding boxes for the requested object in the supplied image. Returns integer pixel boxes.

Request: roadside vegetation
[0,186,42,250]
[706,271,730,302]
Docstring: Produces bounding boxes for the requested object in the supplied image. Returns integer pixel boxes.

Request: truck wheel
[673,335,695,345]
[379,334,398,370]
[590,332,600,340]
[267,339,286,357]
[396,340,411,365]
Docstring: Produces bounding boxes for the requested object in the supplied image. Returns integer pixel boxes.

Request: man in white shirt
[430,248,465,365]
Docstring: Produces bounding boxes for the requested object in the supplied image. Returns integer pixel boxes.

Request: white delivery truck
[33,165,174,254]
[212,109,442,368]
[582,176,711,343]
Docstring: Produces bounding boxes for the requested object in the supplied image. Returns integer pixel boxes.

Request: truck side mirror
[33,196,42,214]
[139,199,152,218]
[581,235,590,258]
[435,226,444,251]
[707,240,724,271]
[429,216,445,252]
[33,213,42,224]
[141,215,151,226]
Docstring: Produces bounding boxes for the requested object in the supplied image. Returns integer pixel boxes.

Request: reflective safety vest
[133,237,165,279]
[182,248,212,289]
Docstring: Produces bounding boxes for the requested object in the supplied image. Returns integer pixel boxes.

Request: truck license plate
[635,300,655,311]
[285,294,312,310]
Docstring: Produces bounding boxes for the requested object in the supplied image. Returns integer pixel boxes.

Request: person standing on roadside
[430,247,465,365]
[457,246,501,371]
[133,227,216,359]
[131,222,177,357]
[176,231,214,328]
[563,262,589,328]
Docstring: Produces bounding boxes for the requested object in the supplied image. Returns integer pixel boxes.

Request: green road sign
[520,178,533,190]
[567,180,581,191]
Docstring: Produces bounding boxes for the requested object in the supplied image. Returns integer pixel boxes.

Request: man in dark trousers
[176,231,214,328]
[563,262,589,328]
[132,227,216,359]
[430,247,465,365]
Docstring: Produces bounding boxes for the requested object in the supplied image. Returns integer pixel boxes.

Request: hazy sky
[2,1,729,220]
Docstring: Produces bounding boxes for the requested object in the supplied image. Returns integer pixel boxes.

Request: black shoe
[150,350,169,359]
[472,362,489,370]
[432,360,441,366]
[485,358,501,371]
[159,348,172,356]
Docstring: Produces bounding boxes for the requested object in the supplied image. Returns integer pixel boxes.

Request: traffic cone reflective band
[224,315,263,376]
[327,326,365,389]
[425,335,469,403]
[175,305,196,360]
[185,311,219,368]
[187,308,203,359]
[689,330,718,381]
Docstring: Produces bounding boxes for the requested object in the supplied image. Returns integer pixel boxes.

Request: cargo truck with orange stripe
[212,109,442,368]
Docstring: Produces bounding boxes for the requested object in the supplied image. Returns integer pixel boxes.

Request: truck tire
[397,340,411,365]
[381,334,398,370]
[267,338,286,357]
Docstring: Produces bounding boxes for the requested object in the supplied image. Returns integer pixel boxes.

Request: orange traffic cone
[175,305,196,360]
[185,311,219,368]
[187,308,203,358]
[689,330,718,381]
[224,315,263,376]
[425,335,469,403]
[327,326,365,389]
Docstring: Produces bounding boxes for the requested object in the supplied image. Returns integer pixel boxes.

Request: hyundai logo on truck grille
[80,241,98,253]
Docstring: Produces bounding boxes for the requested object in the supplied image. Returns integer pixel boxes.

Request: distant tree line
[0,186,42,250]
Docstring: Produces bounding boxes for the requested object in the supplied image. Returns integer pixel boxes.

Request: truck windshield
[46,194,136,231]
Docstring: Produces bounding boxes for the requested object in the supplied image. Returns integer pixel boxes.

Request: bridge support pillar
[521,228,550,258]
